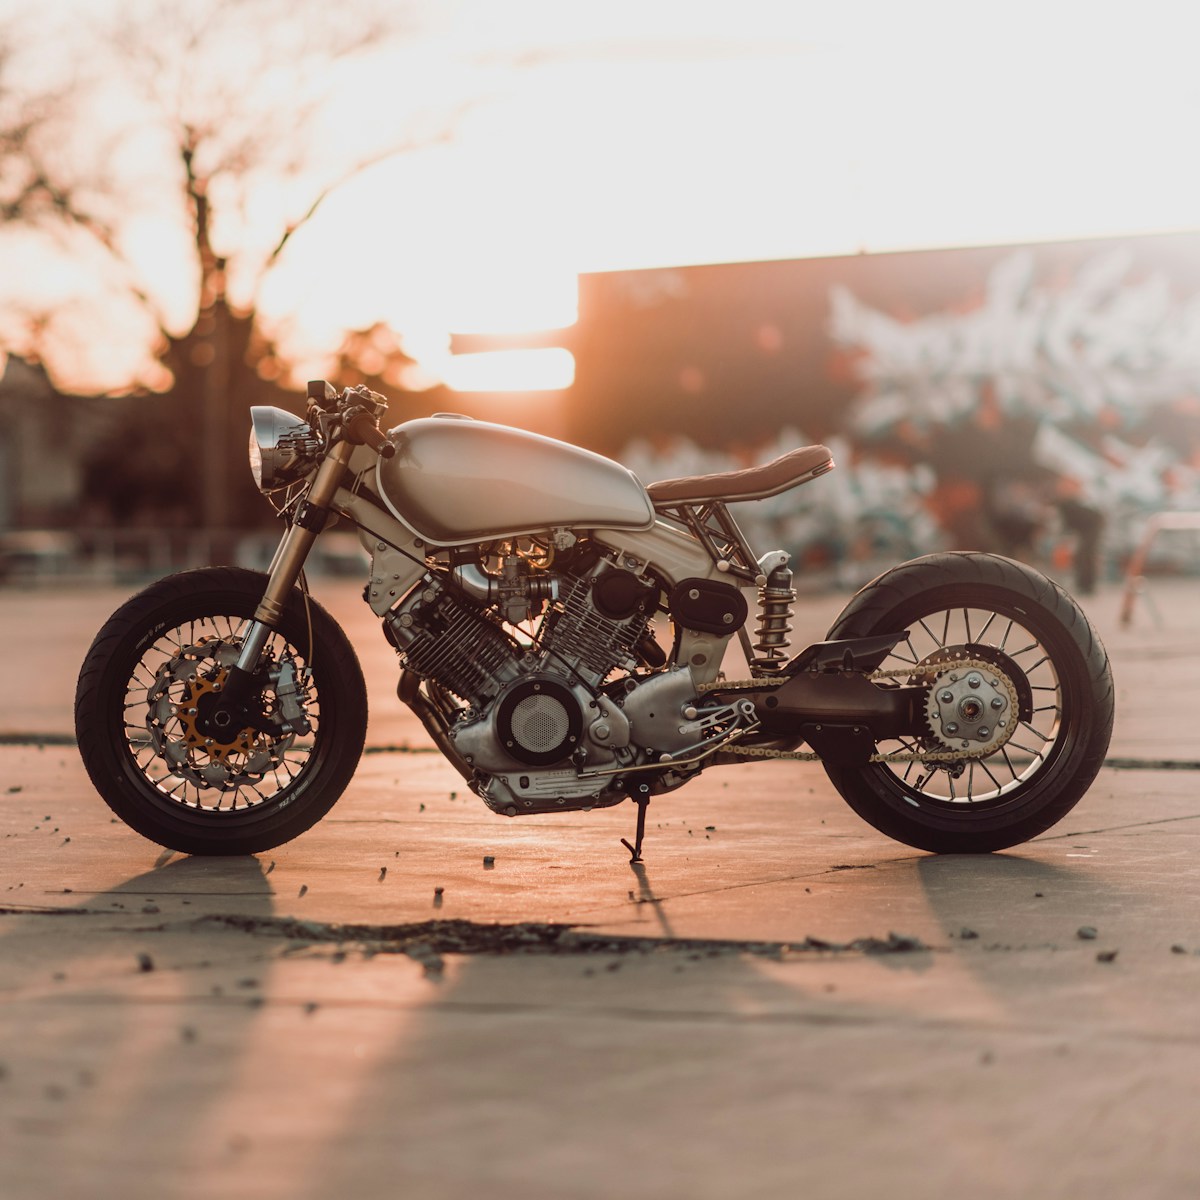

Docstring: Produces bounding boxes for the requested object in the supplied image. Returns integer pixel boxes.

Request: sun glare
[262,4,1200,397]
[11,1,1200,398]
[443,348,575,393]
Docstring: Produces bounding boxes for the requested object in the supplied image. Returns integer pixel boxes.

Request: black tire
[75,567,367,855]
[821,552,1114,853]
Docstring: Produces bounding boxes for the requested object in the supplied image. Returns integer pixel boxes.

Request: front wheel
[821,552,1114,853]
[75,567,367,855]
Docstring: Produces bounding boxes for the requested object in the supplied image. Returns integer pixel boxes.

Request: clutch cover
[495,677,583,767]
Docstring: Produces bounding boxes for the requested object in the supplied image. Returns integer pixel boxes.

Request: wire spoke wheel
[822,552,1114,853]
[76,567,367,855]
[127,618,318,815]
[878,608,1060,805]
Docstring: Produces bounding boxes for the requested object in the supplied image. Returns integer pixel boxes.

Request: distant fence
[0,528,370,586]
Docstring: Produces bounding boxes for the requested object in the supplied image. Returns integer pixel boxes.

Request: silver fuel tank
[375,416,655,545]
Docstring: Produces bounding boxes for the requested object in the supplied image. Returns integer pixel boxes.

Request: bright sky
[4,0,1200,392]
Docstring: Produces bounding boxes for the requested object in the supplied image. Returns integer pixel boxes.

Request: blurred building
[564,230,1200,456]
[0,355,95,527]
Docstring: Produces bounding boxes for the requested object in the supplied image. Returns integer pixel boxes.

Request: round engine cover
[496,678,583,766]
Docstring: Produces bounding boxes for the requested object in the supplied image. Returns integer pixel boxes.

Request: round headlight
[248,424,266,490]
[248,406,316,492]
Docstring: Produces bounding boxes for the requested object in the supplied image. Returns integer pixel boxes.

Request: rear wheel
[75,567,367,855]
[821,552,1113,853]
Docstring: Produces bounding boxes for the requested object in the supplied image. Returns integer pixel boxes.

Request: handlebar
[306,381,395,458]
[343,409,396,459]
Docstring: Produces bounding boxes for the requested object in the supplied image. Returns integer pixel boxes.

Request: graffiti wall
[569,232,1200,586]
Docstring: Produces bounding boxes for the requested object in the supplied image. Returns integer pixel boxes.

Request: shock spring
[751,563,795,669]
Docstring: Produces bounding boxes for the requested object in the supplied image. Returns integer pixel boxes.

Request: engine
[384,546,648,811]
[384,542,755,816]
[385,547,654,702]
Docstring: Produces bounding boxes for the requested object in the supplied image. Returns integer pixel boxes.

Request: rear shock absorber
[751,562,796,670]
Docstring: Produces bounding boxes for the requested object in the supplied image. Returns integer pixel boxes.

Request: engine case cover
[449,674,623,775]
[376,417,655,545]
[496,678,583,766]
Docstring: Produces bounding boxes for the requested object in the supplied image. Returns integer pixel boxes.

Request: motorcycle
[75,382,1115,861]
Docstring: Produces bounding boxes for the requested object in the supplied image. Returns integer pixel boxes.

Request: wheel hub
[920,648,1020,757]
[175,669,260,764]
[144,635,301,791]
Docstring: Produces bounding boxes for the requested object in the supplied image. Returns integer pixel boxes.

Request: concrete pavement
[2,573,1199,1199]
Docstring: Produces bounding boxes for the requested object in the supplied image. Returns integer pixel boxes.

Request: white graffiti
[829,248,1200,430]
[828,247,1200,562]
[625,247,1200,582]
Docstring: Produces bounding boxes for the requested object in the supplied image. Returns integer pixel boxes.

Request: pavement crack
[1104,758,1200,771]
[0,904,91,916]
[0,732,77,746]
[1037,811,1200,840]
[567,856,922,922]
[362,744,440,755]
[192,914,933,960]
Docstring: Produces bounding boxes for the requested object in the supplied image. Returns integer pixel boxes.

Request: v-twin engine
[384,548,754,816]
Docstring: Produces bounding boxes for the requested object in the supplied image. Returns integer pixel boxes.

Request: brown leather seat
[646,444,834,505]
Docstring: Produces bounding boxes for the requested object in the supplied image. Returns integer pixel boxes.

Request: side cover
[375,416,656,545]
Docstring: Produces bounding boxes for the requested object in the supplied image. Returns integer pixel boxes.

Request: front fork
[229,441,356,687]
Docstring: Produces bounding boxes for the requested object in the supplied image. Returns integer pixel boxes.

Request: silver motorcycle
[75,383,1115,860]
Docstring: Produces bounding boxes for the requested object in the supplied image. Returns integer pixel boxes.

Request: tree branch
[260,127,457,275]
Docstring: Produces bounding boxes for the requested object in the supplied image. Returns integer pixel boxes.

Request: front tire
[822,552,1114,853]
[75,567,367,855]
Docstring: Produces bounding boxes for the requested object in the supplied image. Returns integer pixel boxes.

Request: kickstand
[620,783,651,863]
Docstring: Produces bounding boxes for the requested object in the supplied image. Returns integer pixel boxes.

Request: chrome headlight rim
[248,406,317,493]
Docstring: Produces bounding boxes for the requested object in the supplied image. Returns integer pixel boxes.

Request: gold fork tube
[252,441,355,628]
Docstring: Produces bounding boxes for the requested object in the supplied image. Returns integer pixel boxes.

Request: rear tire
[74,567,367,855]
[821,552,1113,853]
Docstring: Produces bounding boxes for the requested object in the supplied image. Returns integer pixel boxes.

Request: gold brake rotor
[175,668,260,763]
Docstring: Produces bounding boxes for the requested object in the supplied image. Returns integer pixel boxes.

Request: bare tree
[1,0,467,534]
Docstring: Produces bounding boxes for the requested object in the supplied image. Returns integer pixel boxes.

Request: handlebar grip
[345,411,396,458]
